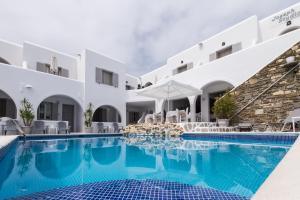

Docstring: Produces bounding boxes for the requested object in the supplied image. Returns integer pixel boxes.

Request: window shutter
[232,43,242,53]
[209,53,216,61]
[95,68,103,84]
[187,63,193,70]
[172,68,177,75]
[113,73,119,88]
[36,62,48,72]
[61,68,69,78]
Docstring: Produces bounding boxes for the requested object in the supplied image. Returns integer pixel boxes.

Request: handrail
[231,62,300,119]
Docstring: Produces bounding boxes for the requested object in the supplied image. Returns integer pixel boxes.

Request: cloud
[0,0,299,75]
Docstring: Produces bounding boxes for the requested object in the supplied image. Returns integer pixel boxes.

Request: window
[102,70,113,86]
[36,62,69,78]
[37,102,54,120]
[177,65,188,74]
[95,67,119,87]
[126,85,134,90]
[216,46,232,59]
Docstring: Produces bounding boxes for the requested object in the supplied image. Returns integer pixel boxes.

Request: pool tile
[9,180,249,200]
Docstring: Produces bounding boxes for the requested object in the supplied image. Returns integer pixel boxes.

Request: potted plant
[212,93,236,127]
[84,103,93,133]
[19,98,35,134]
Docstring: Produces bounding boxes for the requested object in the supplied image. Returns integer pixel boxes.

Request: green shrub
[213,93,236,119]
[84,103,93,128]
[19,98,35,126]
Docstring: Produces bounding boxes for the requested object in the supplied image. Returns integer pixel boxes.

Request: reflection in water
[0,136,291,199]
[0,144,15,189]
[17,143,33,177]
[83,143,92,168]
[162,150,191,172]
[126,145,156,169]
[35,140,81,179]
[92,145,121,165]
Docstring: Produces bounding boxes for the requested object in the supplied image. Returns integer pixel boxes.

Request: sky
[0,0,299,75]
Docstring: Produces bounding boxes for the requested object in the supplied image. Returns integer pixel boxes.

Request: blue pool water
[0,135,293,199]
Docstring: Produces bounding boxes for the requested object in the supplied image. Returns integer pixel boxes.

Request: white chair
[281,109,300,132]
[145,114,154,124]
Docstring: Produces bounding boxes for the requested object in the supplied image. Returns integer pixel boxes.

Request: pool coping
[0,135,18,161]
[252,134,300,200]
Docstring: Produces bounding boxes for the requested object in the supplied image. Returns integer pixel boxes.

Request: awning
[137,80,201,111]
[137,80,201,100]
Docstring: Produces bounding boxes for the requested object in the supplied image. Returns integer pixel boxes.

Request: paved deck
[252,135,300,200]
[0,135,18,149]
[9,180,248,200]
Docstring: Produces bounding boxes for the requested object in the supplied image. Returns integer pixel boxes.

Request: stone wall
[230,42,300,129]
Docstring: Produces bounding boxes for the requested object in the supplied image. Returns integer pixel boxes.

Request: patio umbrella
[50,56,58,74]
[137,79,201,111]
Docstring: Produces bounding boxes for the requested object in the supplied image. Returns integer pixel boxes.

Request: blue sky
[0,0,299,75]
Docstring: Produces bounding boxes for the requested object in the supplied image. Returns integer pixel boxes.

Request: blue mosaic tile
[181,133,298,145]
[8,179,249,200]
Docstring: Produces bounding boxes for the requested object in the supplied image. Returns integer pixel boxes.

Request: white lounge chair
[145,114,154,124]
[281,108,300,132]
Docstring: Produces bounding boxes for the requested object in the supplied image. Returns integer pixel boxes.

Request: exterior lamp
[24,84,33,89]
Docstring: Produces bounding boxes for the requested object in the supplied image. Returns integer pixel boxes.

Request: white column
[201,92,210,122]
[188,96,196,122]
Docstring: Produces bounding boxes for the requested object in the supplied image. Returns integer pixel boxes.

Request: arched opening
[279,26,300,36]
[200,81,234,122]
[0,57,10,65]
[0,90,17,119]
[93,105,121,123]
[37,95,83,132]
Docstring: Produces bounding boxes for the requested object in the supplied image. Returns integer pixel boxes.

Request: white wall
[0,63,84,129]
[83,49,126,126]
[0,39,23,66]
[22,42,79,80]
[141,16,259,84]
[259,2,300,41]
[125,74,140,89]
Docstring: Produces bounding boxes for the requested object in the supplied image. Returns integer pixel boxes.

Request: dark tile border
[18,133,123,141]
[8,179,249,200]
[181,133,298,145]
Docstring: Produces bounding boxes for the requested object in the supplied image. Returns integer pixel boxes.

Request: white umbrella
[137,79,201,111]
[50,56,58,74]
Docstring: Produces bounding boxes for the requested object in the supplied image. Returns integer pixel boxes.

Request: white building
[1,3,300,132]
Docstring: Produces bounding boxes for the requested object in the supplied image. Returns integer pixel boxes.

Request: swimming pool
[0,134,296,199]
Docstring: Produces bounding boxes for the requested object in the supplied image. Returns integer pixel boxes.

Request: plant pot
[84,127,93,133]
[217,119,229,127]
[22,126,32,135]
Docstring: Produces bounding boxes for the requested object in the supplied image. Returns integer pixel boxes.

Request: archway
[279,26,300,36]
[93,105,121,123]
[0,89,17,119]
[37,95,83,132]
[200,81,234,122]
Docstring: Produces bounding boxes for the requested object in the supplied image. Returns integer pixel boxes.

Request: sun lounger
[281,108,300,132]
[32,120,48,134]
[97,122,108,133]
[57,121,70,134]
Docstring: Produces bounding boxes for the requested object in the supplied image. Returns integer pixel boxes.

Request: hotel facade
[1,3,300,132]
